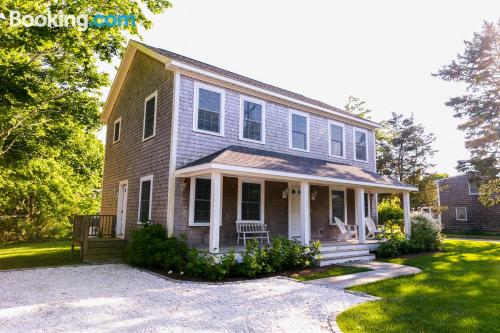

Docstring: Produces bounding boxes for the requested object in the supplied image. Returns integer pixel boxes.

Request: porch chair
[365,217,385,239]
[333,217,358,241]
[236,221,270,246]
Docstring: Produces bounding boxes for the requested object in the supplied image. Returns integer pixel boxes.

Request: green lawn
[337,240,500,333]
[292,265,370,282]
[0,240,81,270]
[444,231,500,240]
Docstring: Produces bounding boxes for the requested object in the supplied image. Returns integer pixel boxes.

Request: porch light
[282,188,289,199]
[311,190,318,201]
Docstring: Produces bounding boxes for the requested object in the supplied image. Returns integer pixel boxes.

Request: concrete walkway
[306,261,421,289]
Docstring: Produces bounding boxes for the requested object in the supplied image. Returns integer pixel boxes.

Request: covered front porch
[174,147,417,254]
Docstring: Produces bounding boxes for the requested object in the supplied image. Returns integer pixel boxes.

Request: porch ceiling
[176,146,418,192]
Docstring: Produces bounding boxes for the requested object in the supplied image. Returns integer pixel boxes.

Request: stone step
[318,254,375,267]
[319,249,370,260]
[320,243,373,252]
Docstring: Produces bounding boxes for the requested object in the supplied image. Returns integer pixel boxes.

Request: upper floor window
[329,121,345,158]
[289,110,309,151]
[143,91,157,141]
[238,179,264,222]
[354,128,368,161]
[113,117,121,144]
[138,175,153,223]
[240,96,265,143]
[456,207,467,221]
[468,181,479,195]
[193,82,225,136]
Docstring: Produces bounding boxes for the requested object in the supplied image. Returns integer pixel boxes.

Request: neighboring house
[437,174,500,233]
[98,40,417,261]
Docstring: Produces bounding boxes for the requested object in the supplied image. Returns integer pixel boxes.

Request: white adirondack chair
[365,217,384,239]
[333,217,358,241]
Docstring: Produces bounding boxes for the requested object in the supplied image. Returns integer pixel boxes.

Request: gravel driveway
[0,264,374,333]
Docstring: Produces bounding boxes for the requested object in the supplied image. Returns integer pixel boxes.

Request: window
[113,117,121,143]
[354,128,368,161]
[240,96,265,143]
[189,177,212,226]
[138,175,153,223]
[468,181,479,195]
[193,82,225,136]
[143,91,157,140]
[456,207,467,221]
[330,189,346,224]
[289,110,309,151]
[238,180,264,222]
[364,193,369,217]
[329,121,345,157]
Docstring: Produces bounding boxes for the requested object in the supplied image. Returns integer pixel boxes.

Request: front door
[116,181,128,238]
[289,185,301,241]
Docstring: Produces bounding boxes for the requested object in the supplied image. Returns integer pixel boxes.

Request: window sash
[197,88,221,133]
[241,182,261,221]
[291,114,308,149]
[330,124,343,156]
[194,178,211,223]
[243,101,262,141]
[113,120,120,142]
[144,97,156,139]
[331,190,345,222]
[355,130,367,161]
[139,180,152,222]
[456,207,467,221]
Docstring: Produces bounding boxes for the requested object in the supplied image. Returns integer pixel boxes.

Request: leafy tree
[0,0,172,240]
[345,95,373,119]
[412,173,448,210]
[433,20,500,206]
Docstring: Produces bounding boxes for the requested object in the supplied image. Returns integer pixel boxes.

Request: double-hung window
[456,207,467,221]
[189,177,211,226]
[240,96,265,143]
[468,181,479,195]
[113,117,121,144]
[138,175,153,223]
[289,110,309,151]
[143,92,157,141]
[330,189,346,224]
[329,121,345,157]
[194,82,225,136]
[238,180,264,222]
[354,128,368,161]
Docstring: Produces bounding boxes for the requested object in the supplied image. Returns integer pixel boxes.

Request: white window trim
[237,178,265,223]
[328,120,346,158]
[353,127,369,162]
[143,91,158,141]
[468,182,479,195]
[137,175,154,224]
[455,207,467,221]
[328,186,348,225]
[189,175,211,227]
[113,117,122,144]
[289,109,310,152]
[193,81,225,137]
[239,95,266,144]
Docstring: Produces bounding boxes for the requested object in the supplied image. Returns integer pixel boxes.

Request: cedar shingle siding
[439,175,500,233]
[100,52,173,236]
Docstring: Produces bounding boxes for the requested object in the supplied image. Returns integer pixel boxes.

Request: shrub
[378,198,404,225]
[409,212,442,252]
[156,235,190,272]
[124,223,168,267]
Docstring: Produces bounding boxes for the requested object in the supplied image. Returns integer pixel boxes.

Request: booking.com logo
[8,10,136,31]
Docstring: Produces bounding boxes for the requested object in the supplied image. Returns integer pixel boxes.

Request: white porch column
[355,188,366,244]
[209,172,222,253]
[403,191,411,239]
[373,193,379,224]
[300,181,311,245]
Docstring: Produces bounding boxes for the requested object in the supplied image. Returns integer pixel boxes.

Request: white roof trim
[175,162,418,192]
[101,40,382,129]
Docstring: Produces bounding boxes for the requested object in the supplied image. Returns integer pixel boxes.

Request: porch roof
[176,146,418,192]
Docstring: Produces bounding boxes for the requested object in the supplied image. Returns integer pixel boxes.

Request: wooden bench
[236,221,270,246]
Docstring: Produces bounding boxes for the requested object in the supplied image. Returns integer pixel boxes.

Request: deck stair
[317,243,377,266]
[85,238,128,262]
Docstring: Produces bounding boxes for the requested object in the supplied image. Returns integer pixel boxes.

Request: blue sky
[99,0,500,175]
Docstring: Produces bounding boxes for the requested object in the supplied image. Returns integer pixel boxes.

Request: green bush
[409,212,442,252]
[124,223,168,267]
[378,199,404,225]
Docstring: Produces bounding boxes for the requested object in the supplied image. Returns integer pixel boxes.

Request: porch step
[320,249,370,260]
[319,243,378,252]
[84,238,128,262]
[318,254,376,266]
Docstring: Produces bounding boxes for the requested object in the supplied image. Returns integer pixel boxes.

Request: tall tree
[0,0,172,240]
[345,95,373,119]
[433,20,500,206]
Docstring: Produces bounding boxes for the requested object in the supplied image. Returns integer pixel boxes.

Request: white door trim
[116,180,128,238]
[288,183,301,241]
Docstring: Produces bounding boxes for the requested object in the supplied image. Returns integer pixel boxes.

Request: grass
[444,231,500,240]
[0,240,81,270]
[336,240,500,333]
[290,265,370,281]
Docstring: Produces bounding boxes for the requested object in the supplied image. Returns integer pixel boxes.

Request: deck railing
[72,215,117,242]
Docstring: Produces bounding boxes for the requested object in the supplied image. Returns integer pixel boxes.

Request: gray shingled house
[89,40,417,264]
